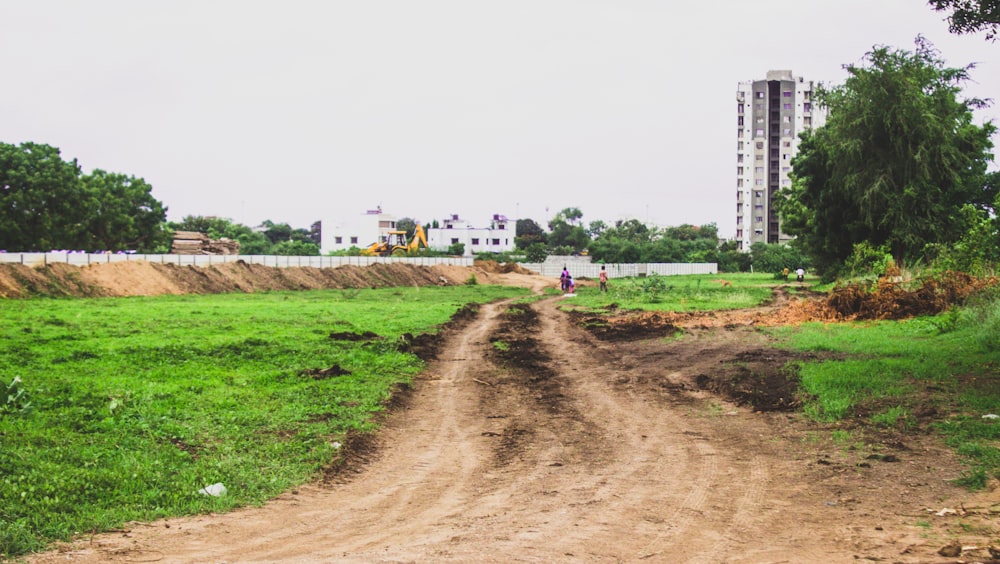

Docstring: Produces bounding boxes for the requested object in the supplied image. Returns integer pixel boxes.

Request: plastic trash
[198,482,227,497]
[983,414,999,419]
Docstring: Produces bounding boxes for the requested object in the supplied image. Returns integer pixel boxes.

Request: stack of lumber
[170,231,241,255]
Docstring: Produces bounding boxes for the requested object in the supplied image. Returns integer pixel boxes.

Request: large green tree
[514,218,547,249]
[930,0,1000,40]
[546,207,590,254]
[81,170,169,252]
[0,142,168,252]
[0,142,87,251]
[775,37,996,274]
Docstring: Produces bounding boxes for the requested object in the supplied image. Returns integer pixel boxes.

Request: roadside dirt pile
[827,269,999,320]
[0,260,534,299]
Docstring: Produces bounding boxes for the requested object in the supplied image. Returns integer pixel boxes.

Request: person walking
[560,266,569,293]
[599,265,608,292]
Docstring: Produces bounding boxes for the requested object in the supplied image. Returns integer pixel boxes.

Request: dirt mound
[474,260,535,275]
[827,270,999,320]
[0,260,539,299]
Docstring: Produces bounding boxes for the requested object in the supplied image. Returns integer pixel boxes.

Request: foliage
[749,242,811,275]
[447,242,466,256]
[2,376,32,417]
[546,207,590,253]
[588,221,721,264]
[525,243,548,263]
[271,240,320,256]
[841,242,896,280]
[0,285,527,557]
[168,216,319,256]
[930,0,1000,40]
[80,170,171,252]
[775,37,996,274]
[514,218,547,250]
[0,142,168,253]
[924,200,1000,275]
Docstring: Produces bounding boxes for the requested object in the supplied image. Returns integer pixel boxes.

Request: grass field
[0,285,527,557]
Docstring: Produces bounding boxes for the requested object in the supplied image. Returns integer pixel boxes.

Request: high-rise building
[735,70,826,250]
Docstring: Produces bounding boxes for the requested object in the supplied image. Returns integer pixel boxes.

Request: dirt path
[28,284,1000,563]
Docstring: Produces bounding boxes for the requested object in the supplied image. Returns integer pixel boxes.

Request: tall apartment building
[735,70,826,250]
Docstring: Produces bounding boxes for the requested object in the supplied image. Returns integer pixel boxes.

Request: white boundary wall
[0,252,715,278]
[0,253,474,268]
[520,262,717,279]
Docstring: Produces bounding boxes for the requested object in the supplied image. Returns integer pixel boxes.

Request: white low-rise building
[426,214,515,256]
[320,210,518,256]
[320,207,400,254]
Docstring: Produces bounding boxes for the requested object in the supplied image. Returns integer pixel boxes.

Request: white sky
[2,1,998,238]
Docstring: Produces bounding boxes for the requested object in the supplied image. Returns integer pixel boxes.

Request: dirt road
[28,282,1000,563]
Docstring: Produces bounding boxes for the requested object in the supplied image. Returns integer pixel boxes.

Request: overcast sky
[2,1,998,237]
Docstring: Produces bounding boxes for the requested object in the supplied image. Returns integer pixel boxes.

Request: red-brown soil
[16,262,1000,563]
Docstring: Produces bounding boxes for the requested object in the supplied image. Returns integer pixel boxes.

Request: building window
[737,154,744,163]
[737,178,743,187]
[783,141,792,148]
[755,154,763,161]
[782,115,791,123]
[738,141,744,150]
[736,216,743,225]
[350,236,358,244]
[783,103,792,110]
[783,154,789,160]
[804,102,812,112]
[738,116,744,126]
[492,238,500,245]
[755,166,763,174]
[783,128,791,135]
[471,238,479,245]
[498,224,506,230]
[335,236,343,244]
[756,92,764,98]
[451,238,459,245]
[755,179,764,185]
[783,91,792,97]
[755,204,763,209]
[754,191,763,198]
[756,216,764,223]
[755,141,764,150]
[755,129,764,136]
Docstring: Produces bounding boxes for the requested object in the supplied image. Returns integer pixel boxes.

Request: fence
[520,261,717,279]
[0,253,474,268]
[0,252,715,279]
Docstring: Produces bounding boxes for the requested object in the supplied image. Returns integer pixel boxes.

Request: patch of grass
[769,302,1000,489]
[568,273,775,312]
[0,284,527,558]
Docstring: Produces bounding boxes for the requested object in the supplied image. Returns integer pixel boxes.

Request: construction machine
[362,224,429,257]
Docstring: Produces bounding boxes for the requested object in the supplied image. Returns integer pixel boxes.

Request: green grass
[0,285,527,558]
[770,302,1000,488]
[567,273,778,312]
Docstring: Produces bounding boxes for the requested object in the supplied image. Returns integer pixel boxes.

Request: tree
[930,0,1000,40]
[0,142,87,251]
[514,218,547,250]
[271,240,320,256]
[395,217,417,240]
[775,37,996,274]
[81,170,169,252]
[546,208,591,254]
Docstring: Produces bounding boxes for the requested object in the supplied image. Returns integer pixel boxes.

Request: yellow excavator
[362,224,429,257]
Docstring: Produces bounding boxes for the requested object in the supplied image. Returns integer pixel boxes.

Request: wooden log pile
[170,231,241,255]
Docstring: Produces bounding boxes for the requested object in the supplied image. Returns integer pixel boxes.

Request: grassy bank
[568,272,781,311]
[770,290,1000,487]
[0,285,527,558]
